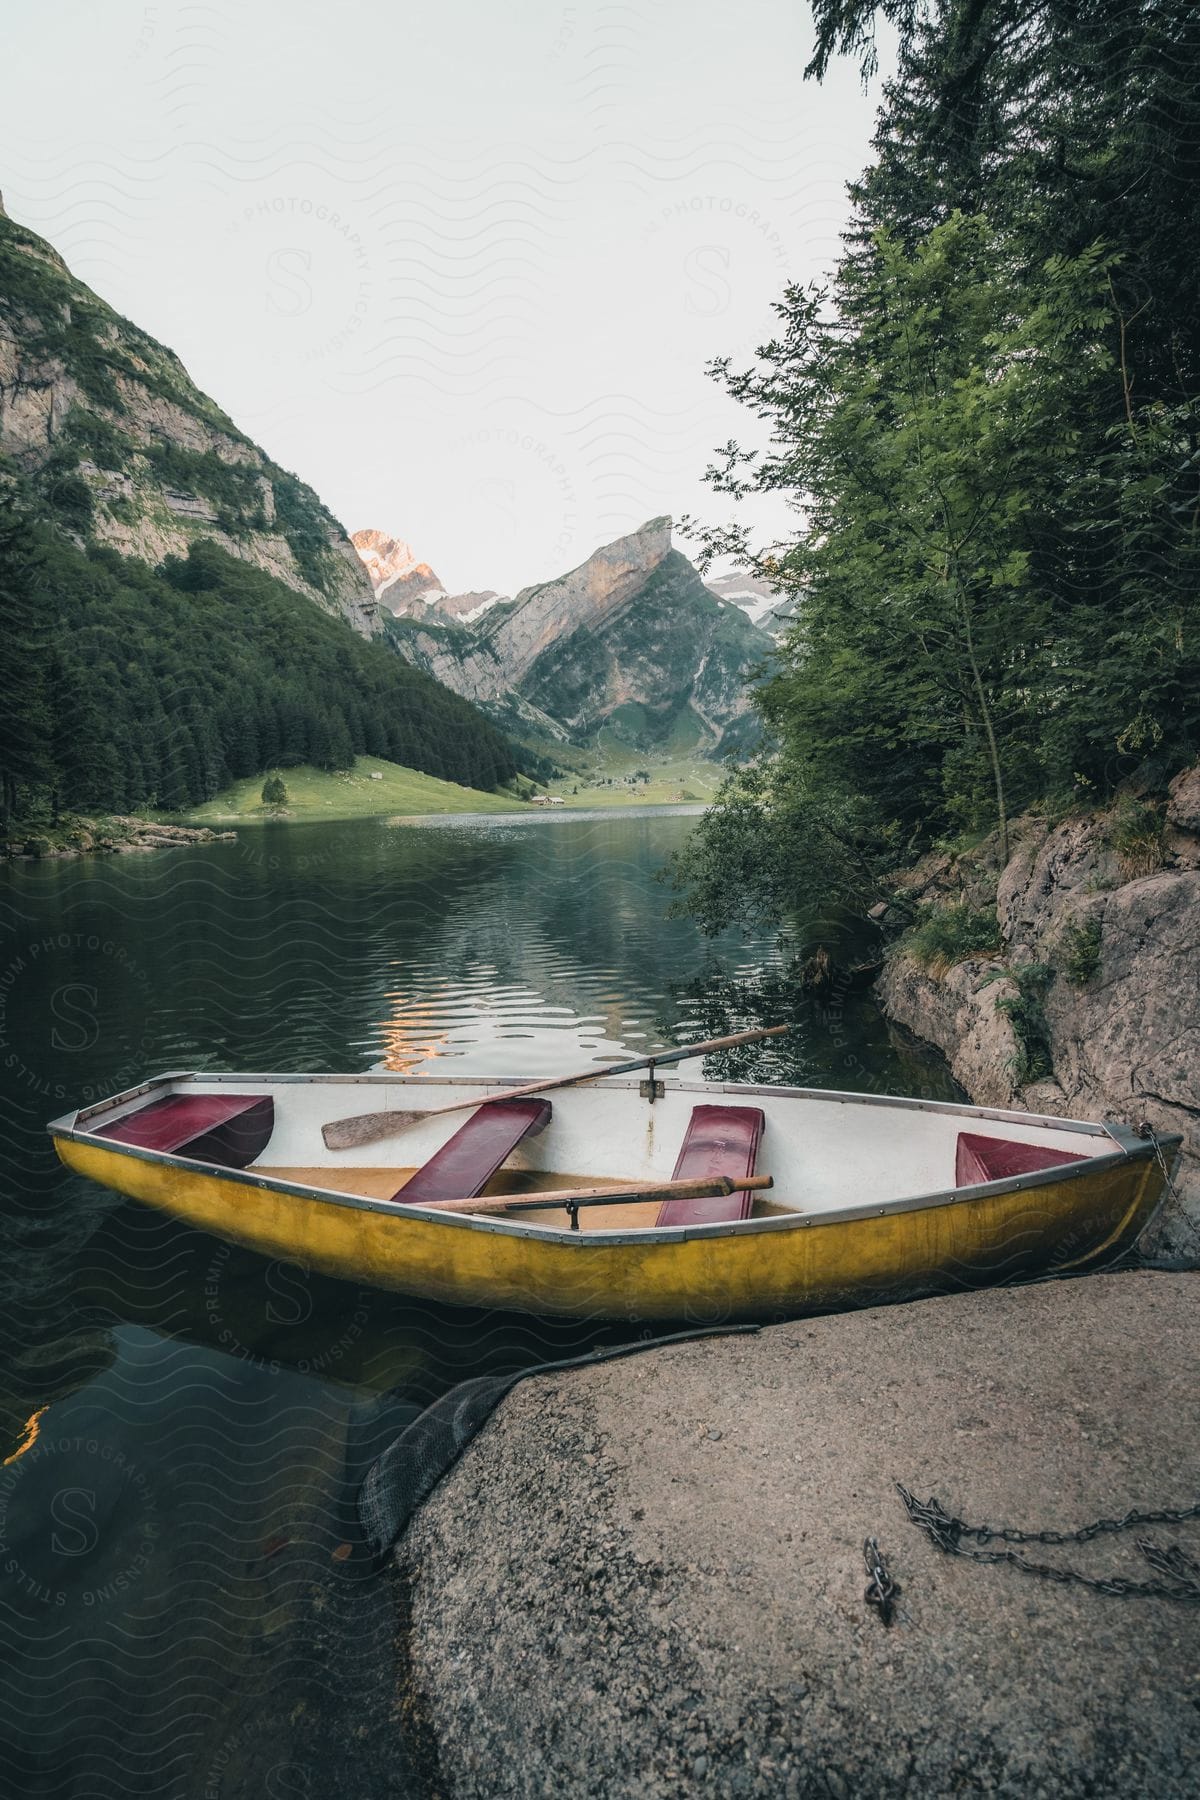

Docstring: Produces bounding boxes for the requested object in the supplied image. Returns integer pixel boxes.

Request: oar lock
[639,1058,665,1103]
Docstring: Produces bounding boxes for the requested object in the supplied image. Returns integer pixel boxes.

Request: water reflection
[368,810,732,1074]
[0,810,955,1796]
[673,956,962,1102]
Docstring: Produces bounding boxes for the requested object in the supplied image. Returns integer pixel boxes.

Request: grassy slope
[177,758,531,824]
[545,760,723,808]
[179,738,729,827]
[540,733,726,809]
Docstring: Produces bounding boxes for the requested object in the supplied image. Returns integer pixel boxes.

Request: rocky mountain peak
[352,528,427,590]
[470,515,674,688]
[519,515,672,607]
[351,528,512,624]
[351,527,448,615]
[380,515,769,756]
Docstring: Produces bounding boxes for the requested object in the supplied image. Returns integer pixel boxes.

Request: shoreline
[1,815,237,863]
[0,800,711,863]
[388,801,706,828]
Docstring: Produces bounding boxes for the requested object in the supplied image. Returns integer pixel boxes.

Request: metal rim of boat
[46,1070,1182,1249]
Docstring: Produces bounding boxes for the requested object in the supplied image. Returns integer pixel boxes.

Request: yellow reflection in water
[3,1406,47,1467]
[380,994,449,1072]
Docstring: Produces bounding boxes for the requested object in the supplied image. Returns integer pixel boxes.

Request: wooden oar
[404,1172,774,1218]
[321,1023,789,1150]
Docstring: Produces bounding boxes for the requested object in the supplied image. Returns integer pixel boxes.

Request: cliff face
[0,207,376,635]
[368,518,772,753]
[525,547,768,752]
[482,515,677,693]
[876,772,1200,1259]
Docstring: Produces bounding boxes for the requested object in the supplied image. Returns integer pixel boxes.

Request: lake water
[0,808,956,1797]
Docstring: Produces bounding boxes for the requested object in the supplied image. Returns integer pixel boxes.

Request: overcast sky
[1,1,891,594]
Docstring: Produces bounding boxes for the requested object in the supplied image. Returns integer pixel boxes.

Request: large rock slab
[398,1274,1200,1799]
[878,807,1200,1258]
[875,952,1022,1108]
[1168,764,1200,835]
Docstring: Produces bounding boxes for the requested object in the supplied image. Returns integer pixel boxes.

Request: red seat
[656,1104,765,1228]
[92,1092,274,1168]
[956,1131,1086,1187]
[393,1098,552,1205]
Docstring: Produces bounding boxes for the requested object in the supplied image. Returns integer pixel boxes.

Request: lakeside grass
[543,751,725,809]
[174,743,729,829]
[175,758,532,825]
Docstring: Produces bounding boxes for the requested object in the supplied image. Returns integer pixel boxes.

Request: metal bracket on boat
[565,1201,580,1232]
[640,1060,664,1103]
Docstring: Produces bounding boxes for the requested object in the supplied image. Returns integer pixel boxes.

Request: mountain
[0,192,376,635]
[437,589,505,624]
[704,570,791,634]
[352,528,507,625]
[361,517,773,755]
[0,200,522,822]
[351,529,443,614]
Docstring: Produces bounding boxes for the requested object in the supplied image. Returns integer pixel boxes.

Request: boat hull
[52,1129,1167,1322]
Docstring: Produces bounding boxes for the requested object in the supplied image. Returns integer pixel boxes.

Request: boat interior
[65,1072,1126,1232]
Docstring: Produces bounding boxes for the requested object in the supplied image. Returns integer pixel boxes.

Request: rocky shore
[875,770,1200,1260]
[2,814,236,860]
[395,1272,1200,1798]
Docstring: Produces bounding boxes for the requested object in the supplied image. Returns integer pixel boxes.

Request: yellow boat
[48,1069,1178,1322]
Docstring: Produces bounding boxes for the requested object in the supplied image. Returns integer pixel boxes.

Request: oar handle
[482,1022,792,1098]
[648,1023,789,1068]
[410,1172,774,1216]
[479,1022,790,1094]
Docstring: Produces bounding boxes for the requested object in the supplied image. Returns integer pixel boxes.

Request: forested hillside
[675,0,1200,929]
[0,504,518,823]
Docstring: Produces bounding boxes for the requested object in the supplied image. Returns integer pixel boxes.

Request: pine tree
[0,494,55,822]
[49,651,123,811]
[676,0,1200,929]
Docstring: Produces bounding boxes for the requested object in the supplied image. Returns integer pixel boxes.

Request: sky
[1,1,892,595]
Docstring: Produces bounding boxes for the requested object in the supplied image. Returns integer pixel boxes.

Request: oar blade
[322,1109,425,1151]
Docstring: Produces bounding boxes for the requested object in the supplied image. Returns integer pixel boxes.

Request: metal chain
[863,1536,899,1625]
[897,1485,1200,1603]
[1139,1123,1200,1252]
